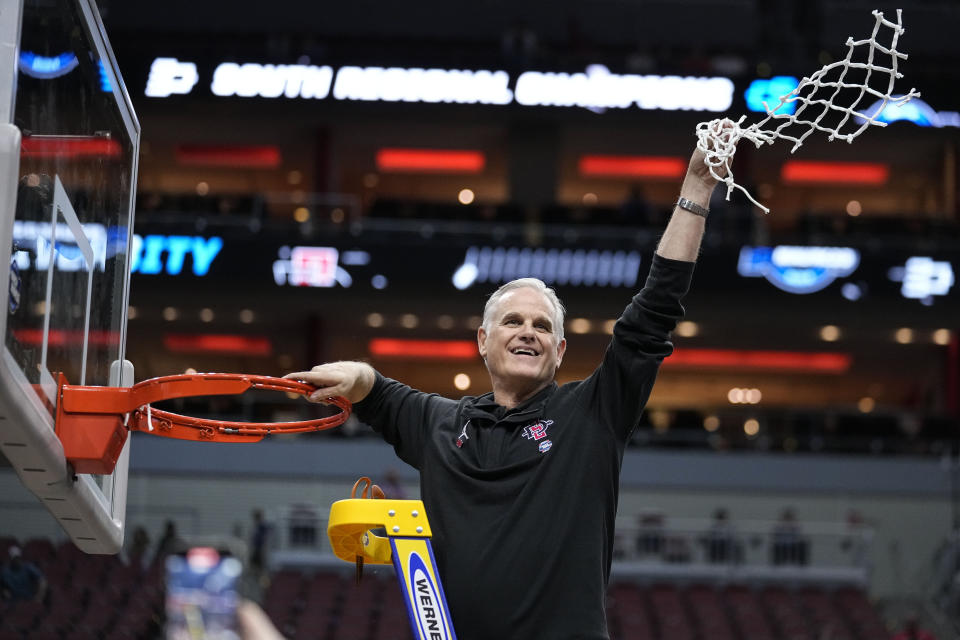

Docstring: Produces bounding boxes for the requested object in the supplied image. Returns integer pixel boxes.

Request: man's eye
[504,319,521,326]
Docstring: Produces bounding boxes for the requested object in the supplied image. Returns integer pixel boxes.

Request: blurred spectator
[125,525,151,569]
[770,507,808,565]
[635,509,665,558]
[288,504,320,547]
[381,468,406,499]
[501,21,539,70]
[619,185,651,227]
[0,545,46,603]
[702,508,738,563]
[841,508,872,567]
[250,509,271,575]
[153,519,183,567]
[663,536,692,563]
[891,616,937,640]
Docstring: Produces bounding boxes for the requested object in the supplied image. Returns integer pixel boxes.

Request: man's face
[478,287,566,393]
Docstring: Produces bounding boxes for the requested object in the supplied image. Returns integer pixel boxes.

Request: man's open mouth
[510,347,539,357]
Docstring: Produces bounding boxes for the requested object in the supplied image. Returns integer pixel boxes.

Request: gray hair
[482,278,566,342]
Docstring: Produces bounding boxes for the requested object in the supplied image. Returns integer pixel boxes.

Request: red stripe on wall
[579,155,686,178]
[376,149,486,173]
[369,338,478,359]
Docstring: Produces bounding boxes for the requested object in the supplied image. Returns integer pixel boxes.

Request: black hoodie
[354,254,695,639]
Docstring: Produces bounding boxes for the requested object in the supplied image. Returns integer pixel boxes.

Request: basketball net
[697,9,920,213]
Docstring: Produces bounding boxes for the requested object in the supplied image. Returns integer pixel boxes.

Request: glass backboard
[0,0,139,553]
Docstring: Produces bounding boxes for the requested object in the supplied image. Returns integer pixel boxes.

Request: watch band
[674,196,709,218]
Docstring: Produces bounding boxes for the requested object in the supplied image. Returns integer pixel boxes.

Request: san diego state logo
[522,419,553,441]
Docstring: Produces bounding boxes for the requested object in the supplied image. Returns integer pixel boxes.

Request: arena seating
[0,538,162,640]
[0,536,892,639]
[258,567,892,640]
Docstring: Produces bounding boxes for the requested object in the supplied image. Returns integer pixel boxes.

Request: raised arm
[656,124,732,262]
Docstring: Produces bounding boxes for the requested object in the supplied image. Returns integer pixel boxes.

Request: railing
[611,517,874,586]
[265,506,874,586]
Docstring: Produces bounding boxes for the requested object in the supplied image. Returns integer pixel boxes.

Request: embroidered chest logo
[455,421,470,448]
[521,419,554,441]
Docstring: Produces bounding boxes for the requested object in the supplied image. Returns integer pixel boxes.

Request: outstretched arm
[656,126,731,262]
[283,361,376,403]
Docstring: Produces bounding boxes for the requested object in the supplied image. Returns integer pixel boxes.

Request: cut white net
[697,8,920,213]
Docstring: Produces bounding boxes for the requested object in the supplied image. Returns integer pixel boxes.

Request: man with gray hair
[287,139,724,639]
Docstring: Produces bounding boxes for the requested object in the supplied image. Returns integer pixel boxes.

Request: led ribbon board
[737,245,860,294]
[452,246,642,289]
[12,223,223,276]
[144,58,734,112]
[859,97,960,128]
[888,256,955,303]
[272,246,370,288]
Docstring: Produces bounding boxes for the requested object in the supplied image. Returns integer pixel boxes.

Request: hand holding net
[697,9,920,213]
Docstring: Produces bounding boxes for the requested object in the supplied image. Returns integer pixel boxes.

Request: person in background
[381,468,406,499]
[0,546,46,603]
[153,519,183,567]
[619,184,652,227]
[771,507,808,565]
[703,508,738,563]
[250,509,271,579]
[124,525,151,569]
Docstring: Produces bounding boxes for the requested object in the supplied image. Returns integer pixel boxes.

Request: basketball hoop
[55,373,351,475]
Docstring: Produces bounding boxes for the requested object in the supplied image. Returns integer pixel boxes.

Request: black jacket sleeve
[582,254,695,442]
[352,371,458,469]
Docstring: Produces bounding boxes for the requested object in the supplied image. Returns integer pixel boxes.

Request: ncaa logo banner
[391,538,458,640]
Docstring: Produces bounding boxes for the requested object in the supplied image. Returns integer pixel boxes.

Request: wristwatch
[674,197,709,218]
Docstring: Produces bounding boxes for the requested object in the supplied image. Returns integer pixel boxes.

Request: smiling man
[286,140,725,639]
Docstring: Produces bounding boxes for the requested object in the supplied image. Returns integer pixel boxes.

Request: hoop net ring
[112,374,351,438]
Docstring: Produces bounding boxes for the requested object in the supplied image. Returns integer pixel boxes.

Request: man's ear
[556,338,567,367]
[477,326,488,360]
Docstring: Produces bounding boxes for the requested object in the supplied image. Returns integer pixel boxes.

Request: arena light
[578,155,685,179]
[744,76,799,114]
[781,161,889,185]
[859,96,960,128]
[13,329,120,346]
[662,348,851,373]
[376,149,485,173]
[21,136,122,158]
[369,338,477,360]
[176,145,281,168]
[164,334,272,356]
[738,245,860,294]
[18,52,79,79]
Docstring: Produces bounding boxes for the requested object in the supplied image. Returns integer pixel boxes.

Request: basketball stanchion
[328,477,458,640]
[54,373,351,475]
